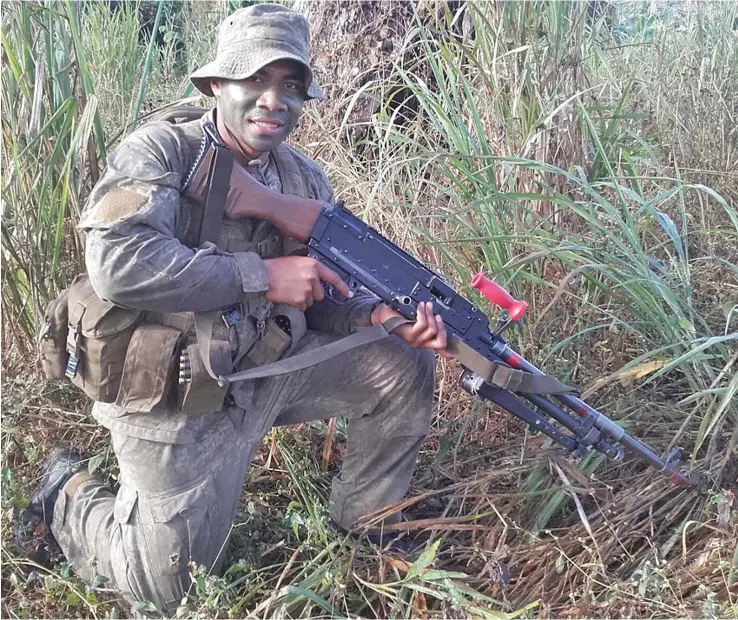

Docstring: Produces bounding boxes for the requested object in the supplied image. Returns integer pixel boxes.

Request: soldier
[16,3,448,614]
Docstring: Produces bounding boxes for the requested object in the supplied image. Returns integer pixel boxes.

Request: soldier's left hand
[371,301,454,358]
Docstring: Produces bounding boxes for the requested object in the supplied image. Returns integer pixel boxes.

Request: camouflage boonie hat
[190,3,323,100]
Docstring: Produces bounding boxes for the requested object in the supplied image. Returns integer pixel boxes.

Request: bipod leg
[460,372,581,455]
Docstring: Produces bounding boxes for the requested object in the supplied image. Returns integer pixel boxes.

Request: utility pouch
[242,304,306,369]
[244,320,292,368]
[64,277,142,402]
[177,341,230,416]
[115,324,184,412]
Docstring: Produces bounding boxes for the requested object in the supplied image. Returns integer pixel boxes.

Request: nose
[257,87,287,113]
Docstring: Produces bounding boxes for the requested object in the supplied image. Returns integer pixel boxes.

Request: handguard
[306,201,700,490]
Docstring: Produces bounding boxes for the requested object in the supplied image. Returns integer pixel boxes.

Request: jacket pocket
[111,484,146,604]
[114,483,138,525]
[115,324,184,413]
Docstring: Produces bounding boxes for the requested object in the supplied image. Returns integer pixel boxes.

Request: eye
[284,80,304,93]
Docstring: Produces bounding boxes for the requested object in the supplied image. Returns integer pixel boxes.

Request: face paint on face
[213,59,306,161]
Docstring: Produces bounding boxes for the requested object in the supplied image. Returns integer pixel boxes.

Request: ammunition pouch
[38,274,143,403]
[37,275,307,416]
[116,323,184,412]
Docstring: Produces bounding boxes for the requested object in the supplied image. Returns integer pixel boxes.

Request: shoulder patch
[95,188,147,222]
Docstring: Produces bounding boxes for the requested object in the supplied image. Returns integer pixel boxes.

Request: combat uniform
[51,111,435,613]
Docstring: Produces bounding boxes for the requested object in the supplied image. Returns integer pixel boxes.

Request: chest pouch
[38,275,143,403]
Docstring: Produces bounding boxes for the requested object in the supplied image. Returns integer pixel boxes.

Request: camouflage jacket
[78,109,378,443]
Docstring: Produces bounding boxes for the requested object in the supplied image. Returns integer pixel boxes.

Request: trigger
[323,282,347,304]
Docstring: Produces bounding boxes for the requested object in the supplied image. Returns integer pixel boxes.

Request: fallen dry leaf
[413,591,428,618]
[582,360,669,398]
[386,557,411,573]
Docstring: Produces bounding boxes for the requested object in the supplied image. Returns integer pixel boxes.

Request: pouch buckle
[222,307,243,328]
[65,323,81,378]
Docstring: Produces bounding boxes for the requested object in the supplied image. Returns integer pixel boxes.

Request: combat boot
[14,447,86,563]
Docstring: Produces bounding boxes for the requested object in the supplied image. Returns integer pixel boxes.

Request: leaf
[386,557,411,574]
[651,209,685,261]
[280,585,346,618]
[617,361,668,387]
[406,539,441,581]
[87,454,104,475]
[413,591,428,618]
[583,359,669,397]
[421,569,470,581]
[92,573,110,588]
[678,319,696,337]
[59,562,72,579]
[131,600,157,618]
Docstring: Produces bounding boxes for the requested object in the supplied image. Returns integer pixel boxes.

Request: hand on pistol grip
[263,256,353,312]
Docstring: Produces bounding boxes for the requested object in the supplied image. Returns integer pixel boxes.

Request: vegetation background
[1,0,736,617]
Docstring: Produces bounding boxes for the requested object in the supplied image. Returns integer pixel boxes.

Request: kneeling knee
[385,339,436,404]
[403,343,435,393]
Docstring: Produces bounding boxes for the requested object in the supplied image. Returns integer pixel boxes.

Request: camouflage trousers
[51,331,435,614]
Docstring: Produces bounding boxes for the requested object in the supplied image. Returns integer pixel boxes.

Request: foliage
[2,1,101,349]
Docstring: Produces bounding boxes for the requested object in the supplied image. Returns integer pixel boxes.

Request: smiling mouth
[249,119,284,129]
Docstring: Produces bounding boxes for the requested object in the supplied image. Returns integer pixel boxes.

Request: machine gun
[185,133,699,490]
[306,201,700,490]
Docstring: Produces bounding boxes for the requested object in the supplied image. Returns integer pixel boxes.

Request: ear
[210,79,222,97]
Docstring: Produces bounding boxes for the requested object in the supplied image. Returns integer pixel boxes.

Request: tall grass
[0,1,181,351]
[310,0,737,499]
[1,1,104,351]
[607,1,738,191]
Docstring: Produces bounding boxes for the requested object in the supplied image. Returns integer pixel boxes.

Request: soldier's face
[211,60,307,159]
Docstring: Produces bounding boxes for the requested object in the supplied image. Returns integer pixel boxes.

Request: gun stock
[184,140,322,244]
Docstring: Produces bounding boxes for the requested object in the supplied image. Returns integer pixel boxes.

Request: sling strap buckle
[487,363,574,394]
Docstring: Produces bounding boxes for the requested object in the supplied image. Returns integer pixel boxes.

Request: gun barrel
[488,339,698,488]
[525,393,624,460]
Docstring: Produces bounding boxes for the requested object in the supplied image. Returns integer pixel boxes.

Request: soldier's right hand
[263,257,353,311]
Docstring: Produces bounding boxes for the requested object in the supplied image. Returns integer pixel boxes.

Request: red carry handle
[470,273,528,321]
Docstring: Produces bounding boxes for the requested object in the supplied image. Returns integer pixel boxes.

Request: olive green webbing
[451,337,573,394]
[195,314,411,384]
